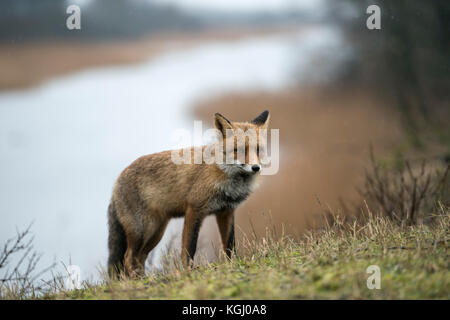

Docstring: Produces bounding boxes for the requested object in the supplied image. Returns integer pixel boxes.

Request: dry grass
[45,204,449,300]
[2,198,448,299]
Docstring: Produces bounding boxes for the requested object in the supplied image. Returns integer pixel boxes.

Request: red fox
[108,110,270,277]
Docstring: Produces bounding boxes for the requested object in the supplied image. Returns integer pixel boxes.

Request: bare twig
[0,224,56,298]
[358,147,449,225]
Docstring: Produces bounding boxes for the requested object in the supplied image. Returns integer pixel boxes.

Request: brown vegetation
[359,149,449,225]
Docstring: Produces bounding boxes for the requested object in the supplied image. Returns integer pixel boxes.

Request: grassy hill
[50,207,449,300]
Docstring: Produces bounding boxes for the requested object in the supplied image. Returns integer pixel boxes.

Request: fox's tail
[107,200,127,278]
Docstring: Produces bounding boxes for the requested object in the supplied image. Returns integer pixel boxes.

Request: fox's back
[112,149,231,218]
[114,150,188,217]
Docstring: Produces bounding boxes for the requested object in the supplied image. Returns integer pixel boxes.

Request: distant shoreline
[0,25,301,92]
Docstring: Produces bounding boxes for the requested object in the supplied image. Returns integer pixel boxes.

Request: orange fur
[107,111,270,277]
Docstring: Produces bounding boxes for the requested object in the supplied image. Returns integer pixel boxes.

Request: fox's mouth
[218,162,261,176]
[238,163,261,174]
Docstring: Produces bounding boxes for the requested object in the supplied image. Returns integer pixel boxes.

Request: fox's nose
[251,164,261,172]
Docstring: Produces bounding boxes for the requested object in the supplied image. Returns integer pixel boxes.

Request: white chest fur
[207,175,257,213]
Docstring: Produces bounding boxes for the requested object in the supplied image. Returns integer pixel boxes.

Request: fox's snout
[236,162,261,174]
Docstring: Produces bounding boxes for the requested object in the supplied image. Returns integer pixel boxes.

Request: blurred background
[0,0,448,282]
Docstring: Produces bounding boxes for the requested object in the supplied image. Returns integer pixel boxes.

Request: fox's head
[214,110,270,176]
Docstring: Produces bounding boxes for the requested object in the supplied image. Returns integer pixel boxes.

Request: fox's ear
[215,113,233,136]
[252,110,270,128]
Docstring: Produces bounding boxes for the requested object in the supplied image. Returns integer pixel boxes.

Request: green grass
[50,207,449,300]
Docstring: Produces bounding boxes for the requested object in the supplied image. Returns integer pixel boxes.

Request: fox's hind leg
[138,218,169,269]
[123,215,169,277]
[123,230,145,278]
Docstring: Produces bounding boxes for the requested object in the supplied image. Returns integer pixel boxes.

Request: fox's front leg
[215,210,236,258]
[181,205,206,268]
